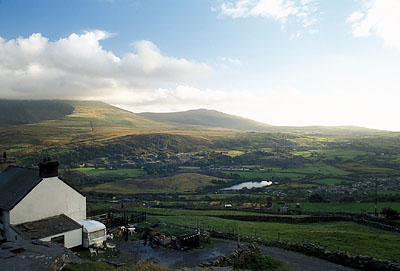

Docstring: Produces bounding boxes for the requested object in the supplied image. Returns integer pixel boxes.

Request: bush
[233,253,282,270]
[309,194,329,203]
[381,208,399,220]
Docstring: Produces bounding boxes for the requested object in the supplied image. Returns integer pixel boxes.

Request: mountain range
[0,99,382,136]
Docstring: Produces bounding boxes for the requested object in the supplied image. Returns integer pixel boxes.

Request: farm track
[258,242,356,271]
[115,238,355,270]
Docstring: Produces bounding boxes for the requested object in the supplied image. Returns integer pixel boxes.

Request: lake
[222,180,272,190]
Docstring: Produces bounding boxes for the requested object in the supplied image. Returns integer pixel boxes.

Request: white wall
[9,177,86,225]
[40,227,82,249]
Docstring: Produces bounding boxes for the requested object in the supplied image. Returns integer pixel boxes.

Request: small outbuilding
[0,157,86,249]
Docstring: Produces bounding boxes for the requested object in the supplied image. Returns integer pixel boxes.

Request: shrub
[381,208,399,220]
[233,253,282,270]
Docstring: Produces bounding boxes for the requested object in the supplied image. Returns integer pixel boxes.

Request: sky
[0,0,400,131]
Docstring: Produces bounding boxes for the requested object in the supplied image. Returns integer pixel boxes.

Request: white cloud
[221,57,241,65]
[347,0,400,52]
[289,30,302,40]
[346,11,364,23]
[215,0,318,31]
[0,31,212,99]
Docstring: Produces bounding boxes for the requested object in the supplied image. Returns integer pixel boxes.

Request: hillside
[0,100,394,170]
[139,109,381,136]
[0,100,174,155]
[0,100,74,125]
[83,173,228,194]
[139,109,272,131]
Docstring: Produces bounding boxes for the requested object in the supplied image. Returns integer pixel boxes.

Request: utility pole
[374,178,378,217]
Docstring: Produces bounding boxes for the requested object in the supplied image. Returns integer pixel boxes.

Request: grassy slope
[284,202,400,213]
[311,178,349,185]
[139,109,273,131]
[0,100,192,157]
[73,168,145,178]
[139,109,382,136]
[149,215,400,262]
[83,173,229,194]
[0,99,74,125]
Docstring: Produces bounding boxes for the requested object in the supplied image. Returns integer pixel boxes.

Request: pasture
[83,173,229,194]
[148,215,400,263]
[311,178,349,185]
[74,167,145,178]
[282,202,400,213]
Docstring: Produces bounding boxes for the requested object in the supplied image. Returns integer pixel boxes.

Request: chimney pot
[38,159,59,178]
[3,151,6,159]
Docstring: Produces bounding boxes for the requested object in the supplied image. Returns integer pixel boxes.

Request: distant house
[0,156,86,249]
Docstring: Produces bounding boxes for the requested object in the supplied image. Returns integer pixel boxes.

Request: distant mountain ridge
[0,100,382,136]
[138,108,380,135]
[139,109,272,131]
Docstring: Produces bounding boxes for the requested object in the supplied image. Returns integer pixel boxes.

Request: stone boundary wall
[210,214,348,223]
[209,231,400,271]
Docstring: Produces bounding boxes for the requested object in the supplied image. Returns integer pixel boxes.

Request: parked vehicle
[77,219,107,248]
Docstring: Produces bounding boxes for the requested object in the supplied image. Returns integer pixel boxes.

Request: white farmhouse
[0,157,86,249]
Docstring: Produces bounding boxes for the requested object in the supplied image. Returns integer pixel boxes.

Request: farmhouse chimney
[38,158,59,178]
[0,151,17,172]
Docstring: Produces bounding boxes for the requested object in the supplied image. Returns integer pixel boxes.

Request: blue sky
[1,0,400,130]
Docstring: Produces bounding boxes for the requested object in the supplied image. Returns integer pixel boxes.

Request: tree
[309,194,328,203]
[381,208,399,220]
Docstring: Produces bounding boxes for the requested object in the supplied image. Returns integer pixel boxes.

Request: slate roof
[0,166,42,211]
[12,214,82,240]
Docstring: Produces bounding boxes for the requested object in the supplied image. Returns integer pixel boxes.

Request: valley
[1,100,400,267]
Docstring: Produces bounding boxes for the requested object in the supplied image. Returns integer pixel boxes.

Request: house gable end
[9,177,86,225]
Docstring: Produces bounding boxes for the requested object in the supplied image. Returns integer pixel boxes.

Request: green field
[86,199,400,263]
[293,149,372,161]
[148,215,400,262]
[178,166,201,170]
[223,171,305,180]
[83,173,229,194]
[126,201,400,216]
[340,163,400,175]
[282,163,349,176]
[311,178,349,185]
[74,167,145,178]
[222,162,349,181]
[282,202,400,213]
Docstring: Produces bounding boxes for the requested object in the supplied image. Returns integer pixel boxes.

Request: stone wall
[200,243,261,268]
[211,214,347,223]
[209,231,400,271]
